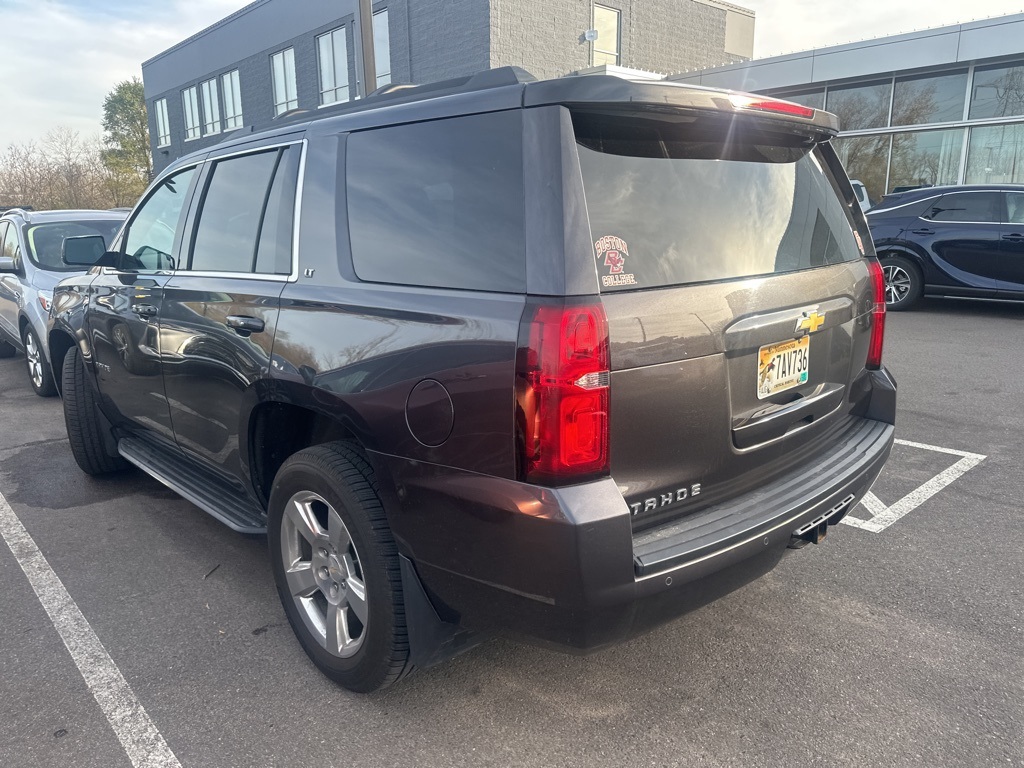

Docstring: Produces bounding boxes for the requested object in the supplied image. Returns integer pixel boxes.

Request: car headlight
[37,290,54,313]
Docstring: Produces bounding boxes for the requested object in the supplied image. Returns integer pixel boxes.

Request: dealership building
[671,13,1024,203]
[141,0,755,172]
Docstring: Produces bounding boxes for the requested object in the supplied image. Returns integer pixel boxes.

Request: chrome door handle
[133,304,158,317]
[225,315,265,334]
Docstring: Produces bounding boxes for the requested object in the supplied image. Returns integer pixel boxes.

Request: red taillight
[866,259,886,370]
[729,94,816,119]
[516,301,610,484]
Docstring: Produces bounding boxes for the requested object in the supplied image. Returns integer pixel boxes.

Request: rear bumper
[375,375,895,652]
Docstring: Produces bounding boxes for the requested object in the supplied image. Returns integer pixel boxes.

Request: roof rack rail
[216,66,538,142]
[0,206,31,219]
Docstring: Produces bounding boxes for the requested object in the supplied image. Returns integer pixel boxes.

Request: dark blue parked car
[866,184,1024,310]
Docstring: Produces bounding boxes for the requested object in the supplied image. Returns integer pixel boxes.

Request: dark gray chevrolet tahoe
[49,68,895,692]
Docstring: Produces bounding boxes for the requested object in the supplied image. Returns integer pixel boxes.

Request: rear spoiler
[523,76,839,142]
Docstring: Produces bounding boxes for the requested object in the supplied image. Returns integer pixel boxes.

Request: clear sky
[1,0,1024,147]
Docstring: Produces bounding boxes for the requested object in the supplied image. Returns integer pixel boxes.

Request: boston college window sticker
[594,235,637,288]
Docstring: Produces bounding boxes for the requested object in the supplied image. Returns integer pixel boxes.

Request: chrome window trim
[869,188,1005,217]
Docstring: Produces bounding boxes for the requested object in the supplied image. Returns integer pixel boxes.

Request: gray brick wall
[490,0,591,79]
[408,0,490,83]
[489,0,743,80]
[630,0,743,74]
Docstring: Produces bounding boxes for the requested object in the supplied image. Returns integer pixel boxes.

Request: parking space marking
[0,490,181,768]
[842,438,986,533]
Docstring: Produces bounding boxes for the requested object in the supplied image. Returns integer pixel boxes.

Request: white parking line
[0,490,181,768]
[842,438,987,533]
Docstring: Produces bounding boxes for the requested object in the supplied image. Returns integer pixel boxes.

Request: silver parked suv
[0,208,126,395]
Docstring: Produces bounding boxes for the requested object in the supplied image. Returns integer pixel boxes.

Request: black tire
[268,441,412,693]
[879,255,923,311]
[61,347,128,475]
[22,325,57,397]
[0,336,15,358]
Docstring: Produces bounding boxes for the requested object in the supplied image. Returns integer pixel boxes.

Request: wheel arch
[244,387,398,516]
[47,328,78,396]
[874,244,926,273]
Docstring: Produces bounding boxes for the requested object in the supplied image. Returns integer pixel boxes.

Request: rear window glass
[346,111,525,293]
[574,111,862,291]
[25,220,124,271]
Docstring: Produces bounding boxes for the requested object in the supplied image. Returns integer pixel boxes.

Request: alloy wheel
[279,490,368,658]
[882,263,912,305]
[25,330,43,389]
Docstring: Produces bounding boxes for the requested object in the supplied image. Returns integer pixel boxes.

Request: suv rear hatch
[568,100,878,532]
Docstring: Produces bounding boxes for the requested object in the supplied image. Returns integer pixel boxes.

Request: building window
[966,124,1024,184]
[222,70,243,129]
[888,128,964,191]
[200,78,221,135]
[891,70,968,126]
[970,61,1024,120]
[373,10,391,88]
[182,86,200,140]
[833,134,891,203]
[154,98,170,147]
[317,26,350,105]
[271,48,298,115]
[593,5,620,66]
[826,80,892,131]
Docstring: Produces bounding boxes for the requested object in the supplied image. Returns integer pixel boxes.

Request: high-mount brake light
[729,95,816,119]
[866,259,886,370]
[516,301,610,484]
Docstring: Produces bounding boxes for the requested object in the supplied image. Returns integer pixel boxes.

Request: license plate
[757,336,809,399]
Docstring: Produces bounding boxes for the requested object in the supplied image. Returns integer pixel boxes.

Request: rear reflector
[866,259,886,370]
[516,300,610,485]
[729,94,816,119]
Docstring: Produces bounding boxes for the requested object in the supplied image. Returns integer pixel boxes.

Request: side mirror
[61,235,108,267]
[0,256,15,273]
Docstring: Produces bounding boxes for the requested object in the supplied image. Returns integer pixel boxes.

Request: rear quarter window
[346,111,525,293]
[574,111,863,291]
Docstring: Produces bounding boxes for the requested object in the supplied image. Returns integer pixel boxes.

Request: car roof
[161,66,841,177]
[1,209,128,225]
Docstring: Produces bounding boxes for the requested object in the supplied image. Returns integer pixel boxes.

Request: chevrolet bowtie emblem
[796,310,825,334]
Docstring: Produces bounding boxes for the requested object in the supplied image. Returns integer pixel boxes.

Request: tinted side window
[923,193,1000,223]
[123,167,196,270]
[1005,192,1024,225]
[190,149,285,273]
[2,222,19,260]
[255,146,300,275]
[346,111,525,292]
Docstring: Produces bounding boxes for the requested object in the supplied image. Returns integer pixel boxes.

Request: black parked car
[866,184,1024,309]
[48,68,895,692]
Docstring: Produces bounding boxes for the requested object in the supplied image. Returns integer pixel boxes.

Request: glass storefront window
[965,124,1024,184]
[832,134,891,203]
[969,61,1024,120]
[892,70,968,125]
[888,128,964,192]
[826,80,892,131]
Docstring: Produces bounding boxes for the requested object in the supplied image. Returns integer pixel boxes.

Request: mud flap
[399,555,481,669]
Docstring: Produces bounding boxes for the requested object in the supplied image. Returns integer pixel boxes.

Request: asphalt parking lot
[1,298,1022,768]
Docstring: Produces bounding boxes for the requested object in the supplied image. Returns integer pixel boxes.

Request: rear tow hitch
[788,493,857,549]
